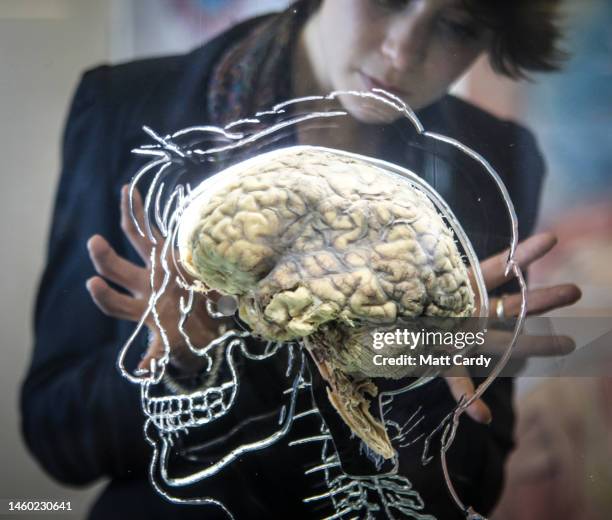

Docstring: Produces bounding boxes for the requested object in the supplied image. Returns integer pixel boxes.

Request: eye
[370,0,409,11]
[437,16,482,41]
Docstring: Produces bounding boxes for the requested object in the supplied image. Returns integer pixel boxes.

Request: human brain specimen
[179,146,474,459]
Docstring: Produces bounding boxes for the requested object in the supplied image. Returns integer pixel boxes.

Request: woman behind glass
[21,1,580,519]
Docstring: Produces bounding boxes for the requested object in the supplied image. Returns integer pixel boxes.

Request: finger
[473,232,558,292]
[479,329,576,357]
[137,334,166,373]
[87,234,148,296]
[120,185,154,263]
[495,284,582,317]
[444,368,492,424]
[86,276,145,321]
[514,451,559,480]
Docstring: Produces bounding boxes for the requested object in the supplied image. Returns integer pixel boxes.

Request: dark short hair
[303,0,567,79]
[461,0,567,78]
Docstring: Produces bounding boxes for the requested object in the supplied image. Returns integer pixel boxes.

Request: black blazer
[20,15,544,520]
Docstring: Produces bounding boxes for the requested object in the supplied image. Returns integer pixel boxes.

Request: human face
[302,0,490,123]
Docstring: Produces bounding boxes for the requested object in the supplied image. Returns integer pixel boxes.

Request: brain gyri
[178,146,474,460]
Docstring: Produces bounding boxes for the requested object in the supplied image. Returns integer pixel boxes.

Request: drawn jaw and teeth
[144,380,237,434]
[142,338,293,438]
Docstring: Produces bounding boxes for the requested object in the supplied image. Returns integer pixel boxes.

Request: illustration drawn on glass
[114,90,526,520]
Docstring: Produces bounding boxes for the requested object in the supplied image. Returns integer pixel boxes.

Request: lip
[359,72,407,97]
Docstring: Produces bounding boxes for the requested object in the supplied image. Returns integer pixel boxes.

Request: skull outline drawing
[113,90,526,519]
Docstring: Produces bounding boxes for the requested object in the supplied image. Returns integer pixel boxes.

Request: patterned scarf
[207,1,314,127]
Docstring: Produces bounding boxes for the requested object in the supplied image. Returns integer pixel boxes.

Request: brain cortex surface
[180,147,474,459]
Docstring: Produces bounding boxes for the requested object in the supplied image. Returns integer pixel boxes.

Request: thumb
[137,333,166,373]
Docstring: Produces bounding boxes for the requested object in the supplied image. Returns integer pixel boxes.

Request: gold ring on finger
[495,296,506,320]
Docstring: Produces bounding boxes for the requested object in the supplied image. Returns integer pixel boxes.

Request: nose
[380,10,430,71]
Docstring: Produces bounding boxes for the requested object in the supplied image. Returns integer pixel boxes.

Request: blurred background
[0,0,610,518]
